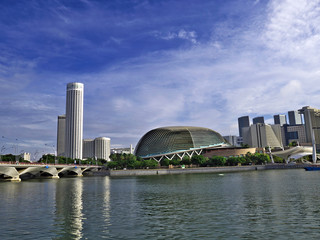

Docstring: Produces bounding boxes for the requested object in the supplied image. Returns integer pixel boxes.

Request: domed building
[135,126,230,161]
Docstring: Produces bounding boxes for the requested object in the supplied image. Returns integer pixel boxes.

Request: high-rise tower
[238,116,250,137]
[253,116,264,124]
[273,114,287,126]
[65,82,84,159]
[288,110,302,125]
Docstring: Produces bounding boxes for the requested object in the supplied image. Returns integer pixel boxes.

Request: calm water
[1,169,320,239]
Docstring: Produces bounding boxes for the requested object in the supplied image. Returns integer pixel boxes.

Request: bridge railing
[0,161,100,167]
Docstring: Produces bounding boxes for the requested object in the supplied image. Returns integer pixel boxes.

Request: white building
[94,137,110,161]
[20,152,31,162]
[65,82,84,159]
[83,137,111,161]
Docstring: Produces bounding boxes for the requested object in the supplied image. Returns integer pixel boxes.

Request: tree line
[1,152,287,169]
[105,152,285,170]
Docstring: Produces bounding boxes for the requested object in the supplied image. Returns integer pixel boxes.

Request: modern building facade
[299,106,320,150]
[203,147,256,159]
[288,110,302,125]
[65,82,84,160]
[223,135,242,147]
[238,116,250,137]
[253,116,265,124]
[242,123,283,148]
[94,137,111,161]
[83,139,95,159]
[111,145,134,155]
[274,114,287,126]
[281,124,307,146]
[135,126,229,161]
[83,138,111,161]
[57,115,66,156]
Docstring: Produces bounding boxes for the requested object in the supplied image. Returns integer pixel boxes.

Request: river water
[1,169,320,239]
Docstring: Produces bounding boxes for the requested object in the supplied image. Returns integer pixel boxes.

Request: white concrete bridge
[0,162,102,181]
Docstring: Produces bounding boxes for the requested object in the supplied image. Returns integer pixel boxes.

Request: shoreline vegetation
[102,153,311,177]
[107,152,274,170]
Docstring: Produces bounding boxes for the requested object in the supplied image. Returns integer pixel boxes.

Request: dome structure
[135,126,228,159]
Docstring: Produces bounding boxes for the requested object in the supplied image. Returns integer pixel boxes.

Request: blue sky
[1,0,320,158]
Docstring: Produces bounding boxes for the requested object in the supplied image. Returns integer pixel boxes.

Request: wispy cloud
[155,29,198,43]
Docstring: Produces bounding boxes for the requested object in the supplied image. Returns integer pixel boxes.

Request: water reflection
[54,178,83,240]
[103,177,111,230]
[2,171,320,239]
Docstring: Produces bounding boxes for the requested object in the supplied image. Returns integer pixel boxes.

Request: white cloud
[263,0,320,62]
[155,29,198,43]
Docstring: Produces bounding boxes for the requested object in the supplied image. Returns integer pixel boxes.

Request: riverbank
[106,163,309,177]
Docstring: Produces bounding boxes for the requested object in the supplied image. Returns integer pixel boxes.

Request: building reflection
[54,176,111,238]
[54,178,83,239]
[102,177,111,232]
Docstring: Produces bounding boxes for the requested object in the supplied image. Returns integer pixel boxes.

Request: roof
[135,126,227,157]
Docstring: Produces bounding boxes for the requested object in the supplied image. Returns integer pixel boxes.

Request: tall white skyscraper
[65,82,84,159]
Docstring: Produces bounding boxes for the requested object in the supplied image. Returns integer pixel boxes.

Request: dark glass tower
[238,116,250,137]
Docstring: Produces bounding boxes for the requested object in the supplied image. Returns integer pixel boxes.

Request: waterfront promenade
[108,163,310,176]
[0,162,101,181]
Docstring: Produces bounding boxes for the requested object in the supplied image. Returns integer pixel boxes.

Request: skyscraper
[274,114,287,126]
[238,116,250,137]
[299,106,320,150]
[242,123,283,148]
[83,139,95,159]
[65,82,84,159]
[288,110,302,125]
[253,116,264,124]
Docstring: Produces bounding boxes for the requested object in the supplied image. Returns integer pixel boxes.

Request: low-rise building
[203,147,256,158]
[20,152,31,162]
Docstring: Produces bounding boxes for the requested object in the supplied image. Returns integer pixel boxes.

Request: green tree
[209,156,226,166]
[181,156,191,165]
[289,141,298,147]
[107,161,119,169]
[143,159,158,169]
[39,154,55,164]
[246,153,270,165]
[241,143,250,148]
[132,160,142,169]
[160,158,170,166]
[171,158,180,166]
[1,154,15,162]
[191,155,207,166]
[226,156,239,166]
[273,155,284,163]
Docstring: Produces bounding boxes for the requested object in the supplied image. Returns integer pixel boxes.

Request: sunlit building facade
[65,82,84,160]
